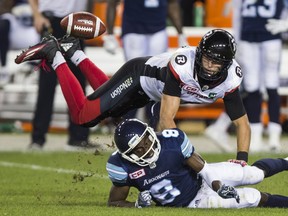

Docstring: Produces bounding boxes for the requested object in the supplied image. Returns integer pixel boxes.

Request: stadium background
[1,0,288,136]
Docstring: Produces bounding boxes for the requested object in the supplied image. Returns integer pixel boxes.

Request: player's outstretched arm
[232,114,250,162]
[108,185,135,207]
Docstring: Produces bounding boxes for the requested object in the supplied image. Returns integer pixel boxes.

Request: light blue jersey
[106,128,202,207]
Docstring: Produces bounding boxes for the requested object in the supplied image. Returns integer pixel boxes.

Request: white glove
[265,18,288,35]
[103,34,119,54]
[135,190,152,208]
[178,34,189,47]
[217,184,240,203]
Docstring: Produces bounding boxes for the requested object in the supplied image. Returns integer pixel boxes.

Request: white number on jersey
[242,0,277,18]
[162,129,179,138]
[150,179,181,204]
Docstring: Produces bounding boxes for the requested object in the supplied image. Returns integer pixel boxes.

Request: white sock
[51,51,66,70]
[70,50,87,66]
[267,122,282,147]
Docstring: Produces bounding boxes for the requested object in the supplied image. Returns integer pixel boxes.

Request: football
[60,12,106,39]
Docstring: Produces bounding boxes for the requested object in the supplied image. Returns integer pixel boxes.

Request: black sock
[252,158,288,177]
[263,194,288,208]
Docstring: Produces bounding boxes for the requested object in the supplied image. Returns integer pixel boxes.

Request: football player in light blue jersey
[106,118,288,208]
[234,0,288,152]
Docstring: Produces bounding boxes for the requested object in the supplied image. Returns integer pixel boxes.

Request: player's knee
[242,166,265,184]
[240,188,261,207]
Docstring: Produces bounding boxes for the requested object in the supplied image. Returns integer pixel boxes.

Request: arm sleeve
[106,156,129,187]
[223,88,246,121]
[162,63,182,97]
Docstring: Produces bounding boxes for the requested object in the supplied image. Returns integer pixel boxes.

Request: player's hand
[135,190,152,208]
[103,34,119,54]
[217,184,240,203]
[178,34,189,47]
[265,18,288,35]
[228,159,247,167]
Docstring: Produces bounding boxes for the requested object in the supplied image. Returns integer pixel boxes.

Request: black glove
[217,184,240,203]
[135,190,152,208]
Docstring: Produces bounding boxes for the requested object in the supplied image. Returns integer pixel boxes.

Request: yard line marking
[0,161,108,179]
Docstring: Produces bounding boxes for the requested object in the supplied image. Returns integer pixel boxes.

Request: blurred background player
[0,0,39,86]
[235,0,288,153]
[27,0,93,151]
[103,0,187,130]
[205,0,288,153]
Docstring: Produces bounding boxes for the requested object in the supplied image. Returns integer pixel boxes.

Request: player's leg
[188,182,261,208]
[0,18,10,67]
[143,30,168,128]
[262,39,282,151]
[15,36,98,124]
[148,29,168,55]
[59,36,109,90]
[189,184,288,208]
[122,33,148,61]
[207,157,288,186]
[15,36,150,126]
[260,192,288,208]
[252,157,288,178]
[204,162,265,187]
[31,65,57,147]
[0,17,11,85]
[238,41,263,152]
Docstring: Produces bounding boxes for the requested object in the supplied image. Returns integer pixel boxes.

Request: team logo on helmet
[235,66,242,78]
[175,55,187,65]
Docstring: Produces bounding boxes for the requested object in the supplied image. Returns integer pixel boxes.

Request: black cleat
[15,35,60,64]
[58,35,82,59]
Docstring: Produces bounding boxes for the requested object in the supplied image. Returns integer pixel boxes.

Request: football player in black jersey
[15,29,250,162]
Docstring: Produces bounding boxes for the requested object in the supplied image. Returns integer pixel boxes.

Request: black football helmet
[114,119,161,168]
[195,29,236,82]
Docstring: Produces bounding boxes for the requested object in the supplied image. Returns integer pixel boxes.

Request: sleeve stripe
[168,62,180,81]
[106,162,128,181]
[181,133,194,158]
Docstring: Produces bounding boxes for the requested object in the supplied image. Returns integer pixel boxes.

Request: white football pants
[237,39,282,92]
[122,29,168,61]
[188,162,264,208]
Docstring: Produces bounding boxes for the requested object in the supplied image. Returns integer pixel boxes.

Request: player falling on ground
[107,118,288,208]
[15,29,250,162]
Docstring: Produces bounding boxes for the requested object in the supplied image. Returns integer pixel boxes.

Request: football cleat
[58,35,82,59]
[15,35,60,64]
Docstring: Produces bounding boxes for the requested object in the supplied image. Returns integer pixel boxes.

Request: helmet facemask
[195,50,231,82]
[119,124,161,169]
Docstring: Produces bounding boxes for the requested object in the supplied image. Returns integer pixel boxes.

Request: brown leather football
[60,12,106,39]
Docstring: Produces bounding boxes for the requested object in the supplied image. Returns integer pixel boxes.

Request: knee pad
[242,166,265,184]
[239,188,261,207]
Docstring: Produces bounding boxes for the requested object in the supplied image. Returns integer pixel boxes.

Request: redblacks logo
[129,169,146,179]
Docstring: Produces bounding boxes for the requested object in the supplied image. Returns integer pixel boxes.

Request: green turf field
[0,151,287,216]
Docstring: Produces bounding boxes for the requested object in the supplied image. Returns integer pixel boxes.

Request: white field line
[0,161,108,179]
